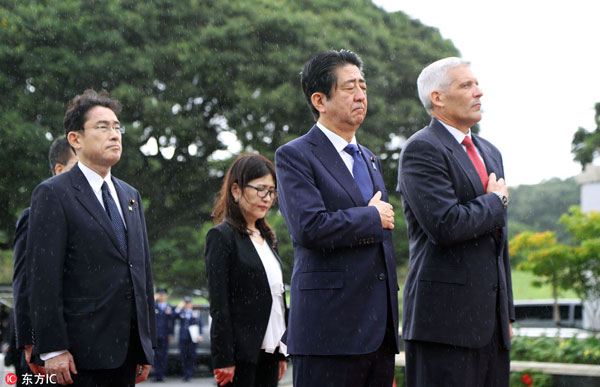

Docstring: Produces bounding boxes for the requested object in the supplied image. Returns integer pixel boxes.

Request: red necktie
[461,136,489,189]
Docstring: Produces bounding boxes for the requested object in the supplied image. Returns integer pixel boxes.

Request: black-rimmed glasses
[246,184,277,199]
[91,124,125,134]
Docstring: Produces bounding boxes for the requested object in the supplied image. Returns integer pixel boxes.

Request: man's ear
[430,91,444,109]
[67,131,81,152]
[54,164,65,176]
[311,92,327,115]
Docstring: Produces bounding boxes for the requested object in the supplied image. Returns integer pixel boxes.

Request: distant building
[576,164,600,212]
[575,163,600,331]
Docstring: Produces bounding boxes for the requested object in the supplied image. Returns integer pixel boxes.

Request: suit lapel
[306,126,366,206]
[472,135,501,178]
[430,120,486,196]
[70,165,126,259]
[113,178,137,259]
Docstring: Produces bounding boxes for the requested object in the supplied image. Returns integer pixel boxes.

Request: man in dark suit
[153,288,174,382]
[275,50,399,387]
[12,136,77,385]
[27,89,157,386]
[397,57,514,386]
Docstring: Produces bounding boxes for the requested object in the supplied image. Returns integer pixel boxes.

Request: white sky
[373,0,600,186]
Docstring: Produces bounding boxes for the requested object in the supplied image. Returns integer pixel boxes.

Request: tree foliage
[510,206,600,326]
[1,0,457,289]
[572,102,600,167]
[509,231,573,323]
[507,177,579,242]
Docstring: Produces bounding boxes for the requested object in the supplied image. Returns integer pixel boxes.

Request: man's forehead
[336,65,365,85]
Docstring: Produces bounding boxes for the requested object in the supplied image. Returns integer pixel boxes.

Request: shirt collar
[316,122,357,152]
[437,119,473,145]
[78,161,114,194]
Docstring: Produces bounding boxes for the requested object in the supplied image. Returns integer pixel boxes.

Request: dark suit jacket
[27,163,157,369]
[154,302,175,340]
[13,208,32,350]
[205,222,287,369]
[397,119,515,349]
[275,125,399,356]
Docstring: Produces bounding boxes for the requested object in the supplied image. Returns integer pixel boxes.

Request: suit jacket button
[129,262,133,268]
[378,273,386,281]
[493,284,499,292]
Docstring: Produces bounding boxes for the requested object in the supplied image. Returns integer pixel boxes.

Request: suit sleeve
[205,227,235,368]
[275,144,383,250]
[13,209,32,349]
[27,183,70,354]
[399,138,505,247]
[137,190,157,349]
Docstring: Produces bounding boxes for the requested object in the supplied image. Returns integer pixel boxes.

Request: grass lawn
[511,269,578,300]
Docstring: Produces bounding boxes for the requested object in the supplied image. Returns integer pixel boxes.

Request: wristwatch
[493,192,508,208]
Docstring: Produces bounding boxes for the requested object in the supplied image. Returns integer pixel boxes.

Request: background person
[205,153,287,386]
[153,287,174,382]
[397,57,514,387]
[174,296,200,382]
[11,136,77,385]
[274,50,399,387]
[27,89,157,386]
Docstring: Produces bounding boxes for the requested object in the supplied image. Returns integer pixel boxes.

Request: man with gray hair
[397,57,514,386]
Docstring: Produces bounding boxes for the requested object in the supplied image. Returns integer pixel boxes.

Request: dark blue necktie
[101,181,128,255]
[344,144,373,203]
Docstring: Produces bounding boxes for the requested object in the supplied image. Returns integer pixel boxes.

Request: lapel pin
[130,199,136,205]
[128,206,133,212]
[370,156,377,170]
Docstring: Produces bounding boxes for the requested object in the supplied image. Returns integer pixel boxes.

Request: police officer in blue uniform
[154,288,175,382]
[176,297,201,382]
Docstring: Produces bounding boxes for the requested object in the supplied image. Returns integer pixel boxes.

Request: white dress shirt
[439,121,486,167]
[316,122,358,176]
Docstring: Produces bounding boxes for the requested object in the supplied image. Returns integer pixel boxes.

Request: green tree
[1,0,456,289]
[509,231,573,324]
[559,207,600,304]
[572,102,600,167]
[507,177,579,242]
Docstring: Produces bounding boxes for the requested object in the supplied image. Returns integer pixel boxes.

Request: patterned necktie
[344,144,373,203]
[101,181,128,255]
[461,136,489,190]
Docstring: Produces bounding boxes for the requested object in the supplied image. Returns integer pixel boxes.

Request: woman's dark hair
[300,49,363,121]
[212,153,277,246]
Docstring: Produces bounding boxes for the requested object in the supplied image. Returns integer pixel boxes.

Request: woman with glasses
[205,153,287,386]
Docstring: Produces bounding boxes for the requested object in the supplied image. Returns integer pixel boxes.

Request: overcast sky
[372,0,600,186]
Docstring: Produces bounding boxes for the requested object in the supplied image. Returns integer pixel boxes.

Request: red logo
[5,373,17,385]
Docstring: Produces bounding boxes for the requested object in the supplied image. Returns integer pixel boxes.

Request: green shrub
[511,335,600,364]
[510,370,553,387]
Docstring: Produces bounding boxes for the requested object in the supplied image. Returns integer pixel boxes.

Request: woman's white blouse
[251,237,287,355]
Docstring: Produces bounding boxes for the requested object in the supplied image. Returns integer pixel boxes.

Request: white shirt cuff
[40,350,68,361]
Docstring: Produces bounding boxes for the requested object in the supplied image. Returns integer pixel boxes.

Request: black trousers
[404,319,510,387]
[71,323,146,387]
[231,350,281,387]
[292,317,397,387]
[153,336,168,380]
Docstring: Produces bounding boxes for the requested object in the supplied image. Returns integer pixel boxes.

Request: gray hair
[417,57,471,115]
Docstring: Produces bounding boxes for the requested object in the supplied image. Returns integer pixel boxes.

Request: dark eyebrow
[341,77,366,86]
[95,119,120,125]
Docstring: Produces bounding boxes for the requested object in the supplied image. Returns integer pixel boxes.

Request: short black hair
[300,49,364,120]
[48,136,75,176]
[63,89,121,136]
